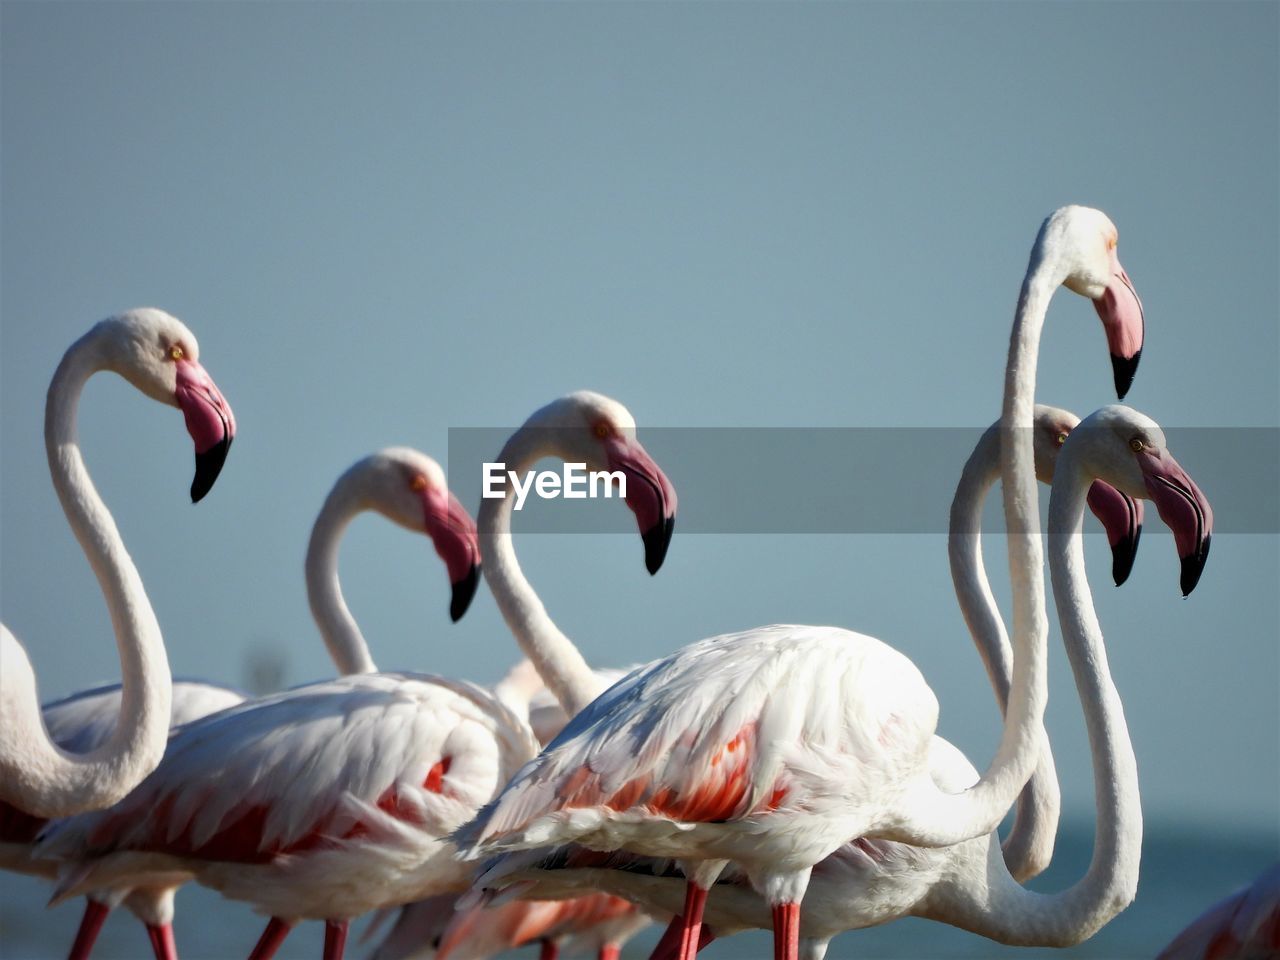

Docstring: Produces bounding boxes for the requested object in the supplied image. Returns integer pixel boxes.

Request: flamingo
[1155,862,1280,960]
[17,447,488,960]
[303,448,485,676]
[359,385,685,960]
[0,680,245,960]
[476,391,678,720]
[453,206,1147,960]
[449,402,1130,926]
[0,308,236,820]
[35,453,520,960]
[467,404,1212,958]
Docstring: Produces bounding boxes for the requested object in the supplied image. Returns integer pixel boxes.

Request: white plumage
[41,673,537,923]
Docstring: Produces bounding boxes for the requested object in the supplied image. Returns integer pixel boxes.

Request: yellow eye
[1056,432,1068,446]
[1106,234,1118,251]
[1129,437,1144,453]
[410,475,428,492]
[593,422,612,439]
[169,345,185,361]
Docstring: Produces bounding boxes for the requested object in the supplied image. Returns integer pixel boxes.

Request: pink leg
[146,923,178,960]
[771,902,800,960]
[323,920,348,960]
[538,939,559,960]
[247,917,294,960]
[677,882,711,960]
[651,919,718,960]
[67,899,111,960]
[648,915,683,960]
[598,944,620,960]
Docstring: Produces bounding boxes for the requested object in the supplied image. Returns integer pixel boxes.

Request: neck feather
[305,481,378,675]
[929,452,1141,946]
[949,423,1060,881]
[0,332,172,817]
[894,249,1063,845]
[478,428,602,717]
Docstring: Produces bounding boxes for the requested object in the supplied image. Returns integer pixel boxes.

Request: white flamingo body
[43,672,537,921]
[1,310,236,819]
[465,623,938,874]
[472,735,976,959]
[458,208,1150,960]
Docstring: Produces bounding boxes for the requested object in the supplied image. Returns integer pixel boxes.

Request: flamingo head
[1068,406,1213,596]
[1042,206,1145,400]
[1034,404,1144,586]
[344,448,482,622]
[525,391,678,575]
[1032,404,1082,485]
[92,308,237,502]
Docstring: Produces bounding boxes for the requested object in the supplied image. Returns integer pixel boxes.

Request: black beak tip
[1111,350,1141,401]
[1179,536,1211,597]
[190,436,232,503]
[642,516,675,576]
[450,564,481,622]
[1111,526,1141,587]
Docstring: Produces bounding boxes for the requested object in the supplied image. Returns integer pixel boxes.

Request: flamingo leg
[648,915,682,960]
[598,944,621,960]
[247,917,294,960]
[676,882,711,960]
[323,920,348,960]
[695,927,717,955]
[771,902,801,960]
[67,899,110,960]
[146,923,178,960]
[538,939,559,960]
[650,919,718,960]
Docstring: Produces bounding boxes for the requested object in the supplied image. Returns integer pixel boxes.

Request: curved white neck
[478,428,603,718]
[894,235,1063,845]
[304,479,379,676]
[933,451,1141,945]
[949,423,1060,881]
[0,329,172,817]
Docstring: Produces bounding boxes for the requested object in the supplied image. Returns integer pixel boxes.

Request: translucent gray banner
[448,427,1278,534]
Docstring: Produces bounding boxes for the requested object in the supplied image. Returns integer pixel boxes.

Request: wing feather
[456,625,936,855]
[40,672,537,867]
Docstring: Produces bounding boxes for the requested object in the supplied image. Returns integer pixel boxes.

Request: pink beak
[1086,480,1145,586]
[1137,449,1213,596]
[604,436,678,575]
[420,487,482,622]
[1092,252,1145,400]
[174,359,236,502]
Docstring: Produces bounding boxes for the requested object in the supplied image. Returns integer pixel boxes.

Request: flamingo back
[39,673,537,870]
[455,624,937,862]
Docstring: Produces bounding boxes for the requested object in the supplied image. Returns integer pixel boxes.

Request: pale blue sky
[1,2,1277,952]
